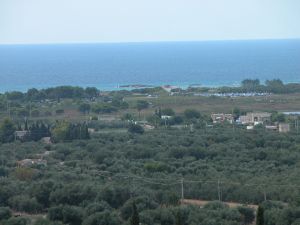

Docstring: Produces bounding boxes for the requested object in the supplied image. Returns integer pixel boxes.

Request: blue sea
[0,39,300,92]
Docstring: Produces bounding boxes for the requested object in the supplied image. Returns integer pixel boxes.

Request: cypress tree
[85,124,90,139]
[29,123,36,141]
[130,202,139,225]
[40,122,48,137]
[24,119,28,131]
[36,122,41,140]
[175,210,183,225]
[256,205,264,225]
[47,124,51,136]
[158,107,162,118]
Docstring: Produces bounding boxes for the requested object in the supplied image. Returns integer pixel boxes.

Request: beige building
[15,130,30,141]
[239,112,271,124]
[211,113,233,124]
[279,123,290,133]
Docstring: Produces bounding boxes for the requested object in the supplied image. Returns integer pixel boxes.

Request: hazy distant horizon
[1,37,300,46]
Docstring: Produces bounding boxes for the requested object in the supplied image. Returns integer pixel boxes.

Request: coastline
[0,82,226,93]
[1,79,300,93]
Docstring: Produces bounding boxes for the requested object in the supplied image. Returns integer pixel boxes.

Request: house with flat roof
[266,125,277,131]
[279,123,290,133]
[211,113,233,124]
[15,130,30,141]
[239,112,271,125]
[161,115,172,120]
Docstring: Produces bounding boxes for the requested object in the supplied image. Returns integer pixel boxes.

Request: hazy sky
[1,0,300,44]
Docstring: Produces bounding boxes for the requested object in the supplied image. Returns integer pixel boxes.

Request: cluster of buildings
[211,112,291,133]
[237,112,272,125]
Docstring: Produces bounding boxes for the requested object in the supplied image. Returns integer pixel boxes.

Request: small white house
[265,125,277,131]
[15,131,30,140]
[246,126,254,130]
[254,121,263,126]
[161,115,172,120]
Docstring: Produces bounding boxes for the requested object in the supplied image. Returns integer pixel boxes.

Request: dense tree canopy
[1,81,300,224]
[0,124,300,224]
[0,119,15,143]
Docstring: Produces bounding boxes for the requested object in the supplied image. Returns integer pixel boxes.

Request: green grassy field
[2,93,300,124]
[125,93,300,115]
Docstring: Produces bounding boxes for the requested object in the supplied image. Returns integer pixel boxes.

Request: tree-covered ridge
[216,79,300,94]
[1,79,300,103]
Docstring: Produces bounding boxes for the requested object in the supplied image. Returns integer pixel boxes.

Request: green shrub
[3,217,28,225]
[0,207,11,220]
[128,124,144,134]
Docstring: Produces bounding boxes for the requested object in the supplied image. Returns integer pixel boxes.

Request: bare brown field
[180,199,258,209]
[126,93,300,115]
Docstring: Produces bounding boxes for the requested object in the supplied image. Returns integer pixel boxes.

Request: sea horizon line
[1,37,300,46]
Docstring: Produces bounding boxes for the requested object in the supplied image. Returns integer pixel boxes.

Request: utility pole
[218,179,221,201]
[294,120,299,134]
[129,177,133,198]
[79,126,82,139]
[7,101,11,119]
[181,178,184,200]
[190,124,194,132]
